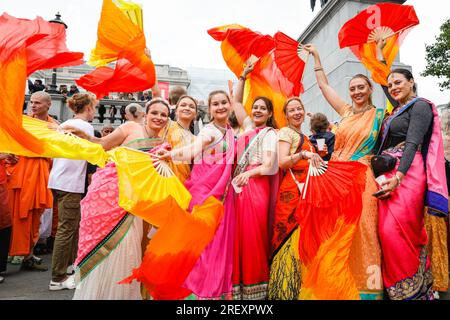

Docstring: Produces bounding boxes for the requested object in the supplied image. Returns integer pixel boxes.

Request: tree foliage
[421,19,450,91]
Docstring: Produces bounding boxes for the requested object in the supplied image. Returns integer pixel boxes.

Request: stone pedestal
[298,0,410,128]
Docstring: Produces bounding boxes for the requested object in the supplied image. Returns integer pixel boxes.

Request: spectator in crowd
[67,85,80,97]
[0,154,12,284]
[168,86,187,120]
[127,93,136,101]
[98,104,106,123]
[120,105,127,124]
[48,93,96,291]
[140,91,152,102]
[27,79,46,94]
[6,91,58,271]
[441,105,450,192]
[59,85,69,97]
[309,112,335,161]
[125,103,145,124]
[109,105,117,123]
[101,125,115,137]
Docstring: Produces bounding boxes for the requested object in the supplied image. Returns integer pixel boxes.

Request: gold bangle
[394,174,401,187]
[314,67,323,72]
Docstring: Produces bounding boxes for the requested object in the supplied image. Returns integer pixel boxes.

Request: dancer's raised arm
[304,44,347,116]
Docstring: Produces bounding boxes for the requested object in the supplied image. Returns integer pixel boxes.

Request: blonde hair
[283,97,305,115]
[67,93,96,114]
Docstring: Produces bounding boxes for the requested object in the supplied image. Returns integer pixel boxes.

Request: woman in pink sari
[68,99,171,300]
[160,90,236,299]
[374,69,448,300]
[230,64,279,300]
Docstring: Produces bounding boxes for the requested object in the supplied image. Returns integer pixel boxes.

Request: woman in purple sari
[374,69,448,300]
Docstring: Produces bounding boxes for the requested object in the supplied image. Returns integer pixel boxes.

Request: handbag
[371,154,397,177]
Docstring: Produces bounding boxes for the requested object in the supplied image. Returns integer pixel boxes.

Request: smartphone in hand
[372,189,388,198]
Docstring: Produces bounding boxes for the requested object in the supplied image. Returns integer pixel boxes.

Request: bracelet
[394,174,401,187]
[314,67,323,72]
[239,76,246,81]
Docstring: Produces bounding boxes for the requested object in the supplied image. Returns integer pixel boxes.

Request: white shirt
[48,119,94,193]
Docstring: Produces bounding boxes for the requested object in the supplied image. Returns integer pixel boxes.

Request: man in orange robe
[6,92,58,271]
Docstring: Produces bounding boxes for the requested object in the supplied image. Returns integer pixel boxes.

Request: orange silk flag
[120,196,224,300]
[0,13,83,155]
[338,3,419,85]
[76,0,156,99]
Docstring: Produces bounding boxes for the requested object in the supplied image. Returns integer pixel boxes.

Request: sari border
[426,191,449,217]
[76,213,134,282]
[385,247,434,300]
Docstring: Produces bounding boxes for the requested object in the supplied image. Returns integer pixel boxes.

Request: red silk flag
[76,0,155,99]
[208,25,308,128]
[338,3,419,85]
[0,13,83,155]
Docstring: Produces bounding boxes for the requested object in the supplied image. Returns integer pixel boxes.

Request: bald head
[29,91,51,120]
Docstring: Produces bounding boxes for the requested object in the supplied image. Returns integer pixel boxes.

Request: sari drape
[330,106,384,299]
[232,127,276,300]
[268,131,314,300]
[377,98,448,299]
[182,127,236,299]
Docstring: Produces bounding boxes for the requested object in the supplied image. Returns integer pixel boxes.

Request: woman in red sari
[268,98,324,300]
[231,64,279,300]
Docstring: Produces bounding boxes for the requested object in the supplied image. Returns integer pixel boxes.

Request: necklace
[176,121,190,131]
[144,125,156,138]
[352,104,373,115]
[289,125,302,135]
[212,122,227,133]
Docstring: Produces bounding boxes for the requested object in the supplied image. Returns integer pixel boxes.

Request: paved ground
[0,254,74,300]
[1,253,449,300]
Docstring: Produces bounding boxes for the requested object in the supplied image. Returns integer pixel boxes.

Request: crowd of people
[0,41,449,301]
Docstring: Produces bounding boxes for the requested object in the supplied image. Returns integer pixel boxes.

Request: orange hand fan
[338,3,419,85]
[274,31,309,94]
[296,161,367,300]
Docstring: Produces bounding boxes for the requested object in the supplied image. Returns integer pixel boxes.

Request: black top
[310,131,335,161]
[381,99,433,175]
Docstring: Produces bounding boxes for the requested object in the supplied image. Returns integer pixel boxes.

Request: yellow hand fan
[0,115,109,167]
[114,0,143,30]
[108,147,192,213]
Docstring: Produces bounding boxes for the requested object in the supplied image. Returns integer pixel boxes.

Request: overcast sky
[2,0,449,104]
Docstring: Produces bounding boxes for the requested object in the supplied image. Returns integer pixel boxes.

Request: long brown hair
[252,96,278,129]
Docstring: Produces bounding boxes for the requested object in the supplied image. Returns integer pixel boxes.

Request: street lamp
[47,12,68,94]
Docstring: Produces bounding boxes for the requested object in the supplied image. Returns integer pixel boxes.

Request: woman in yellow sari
[304,44,384,299]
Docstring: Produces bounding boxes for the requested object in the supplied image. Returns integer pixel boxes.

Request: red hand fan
[297,161,367,265]
[301,161,367,207]
[274,31,308,93]
[338,3,419,48]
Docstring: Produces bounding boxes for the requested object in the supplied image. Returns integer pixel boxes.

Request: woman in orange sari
[268,98,324,300]
[304,44,384,299]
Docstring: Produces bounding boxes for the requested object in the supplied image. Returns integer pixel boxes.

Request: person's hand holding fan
[338,3,419,85]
